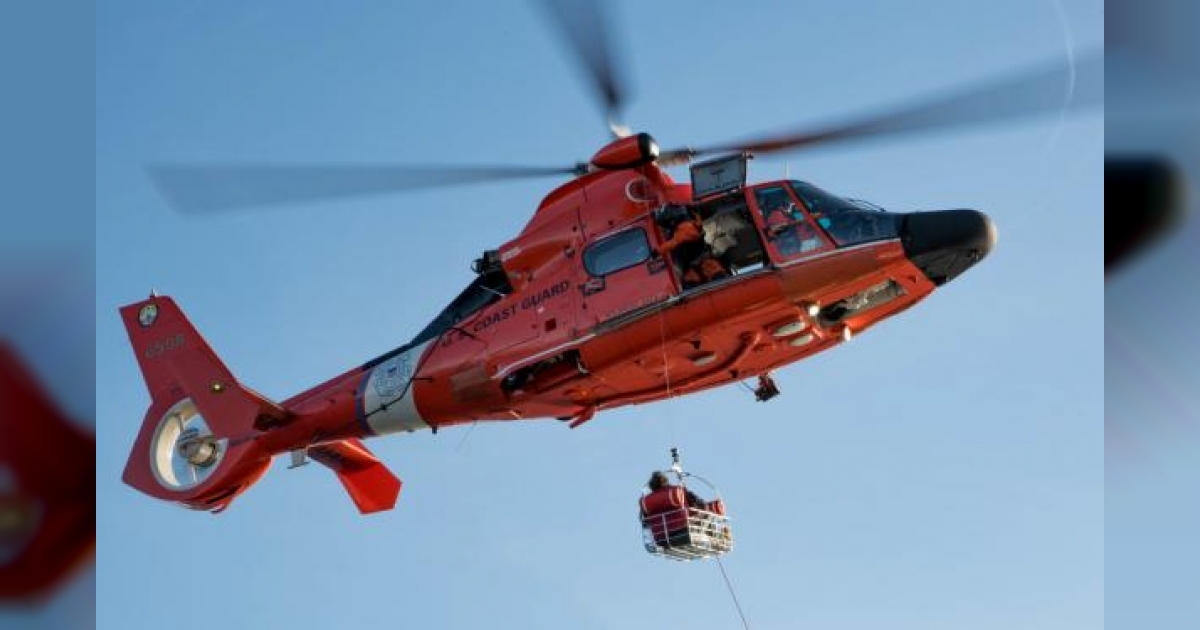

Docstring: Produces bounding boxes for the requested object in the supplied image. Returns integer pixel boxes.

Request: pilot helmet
[654,204,692,228]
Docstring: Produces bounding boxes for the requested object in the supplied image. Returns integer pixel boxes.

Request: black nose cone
[901,209,997,285]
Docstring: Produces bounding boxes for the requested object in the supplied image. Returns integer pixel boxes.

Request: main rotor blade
[538,0,629,133]
[661,51,1103,164]
[148,163,580,213]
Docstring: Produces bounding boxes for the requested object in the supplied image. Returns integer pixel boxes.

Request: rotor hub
[176,429,220,468]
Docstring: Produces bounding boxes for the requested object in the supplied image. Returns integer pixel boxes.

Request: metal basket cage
[641,506,733,561]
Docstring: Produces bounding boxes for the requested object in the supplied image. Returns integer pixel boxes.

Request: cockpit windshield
[789,180,903,247]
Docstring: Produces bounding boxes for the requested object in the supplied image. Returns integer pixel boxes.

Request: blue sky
[96,1,1102,628]
[1106,2,1200,625]
[1106,213,1200,630]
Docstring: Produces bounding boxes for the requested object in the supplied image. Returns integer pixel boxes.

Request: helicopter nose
[901,209,997,285]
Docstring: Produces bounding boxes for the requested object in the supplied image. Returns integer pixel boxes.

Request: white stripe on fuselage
[361,341,431,435]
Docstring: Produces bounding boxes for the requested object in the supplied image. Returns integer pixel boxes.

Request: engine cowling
[590,132,659,170]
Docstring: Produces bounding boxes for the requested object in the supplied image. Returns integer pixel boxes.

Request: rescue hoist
[638,448,733,561]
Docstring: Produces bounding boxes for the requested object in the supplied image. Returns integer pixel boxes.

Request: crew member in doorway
[655,205,729,289]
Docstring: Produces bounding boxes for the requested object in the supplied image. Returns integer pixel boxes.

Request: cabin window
[584,228,651,277]
[407,269,511,347]
[756,186,827,256]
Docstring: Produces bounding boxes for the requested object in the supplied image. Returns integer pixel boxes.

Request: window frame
[583,227,652,278]
[751,184,835,259]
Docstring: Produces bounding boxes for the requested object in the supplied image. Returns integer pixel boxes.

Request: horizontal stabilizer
[308,440,402,514]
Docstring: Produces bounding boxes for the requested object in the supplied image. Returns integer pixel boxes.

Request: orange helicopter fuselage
[266,164,935,444]
[120,159,991,513]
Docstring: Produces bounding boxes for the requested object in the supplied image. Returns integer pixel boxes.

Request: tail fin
[119,296,287,512]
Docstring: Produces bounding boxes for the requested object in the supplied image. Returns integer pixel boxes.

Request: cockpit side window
[755,185,829,257]
[584,228,651,277]
[409,270,511,347]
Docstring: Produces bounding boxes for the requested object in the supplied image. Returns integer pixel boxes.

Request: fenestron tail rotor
[147,399,226,492]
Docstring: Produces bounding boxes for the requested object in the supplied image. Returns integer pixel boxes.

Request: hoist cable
[657,309,677,447]
[455,420,479,452]
[716,556,751,630]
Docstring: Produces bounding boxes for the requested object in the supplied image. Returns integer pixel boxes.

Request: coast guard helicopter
[120,1,1100,514]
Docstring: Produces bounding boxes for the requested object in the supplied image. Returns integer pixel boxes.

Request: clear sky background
[1107,224,1200,630]
[96,2,1103,629]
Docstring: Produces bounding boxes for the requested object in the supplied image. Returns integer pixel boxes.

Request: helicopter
[119,1,1100,515]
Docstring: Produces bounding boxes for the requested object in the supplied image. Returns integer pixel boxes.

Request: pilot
[764,200,803,255]
[764,199,826,255]
[656,205,729,288]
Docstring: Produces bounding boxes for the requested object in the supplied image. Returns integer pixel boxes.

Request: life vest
[664,219,706,265]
